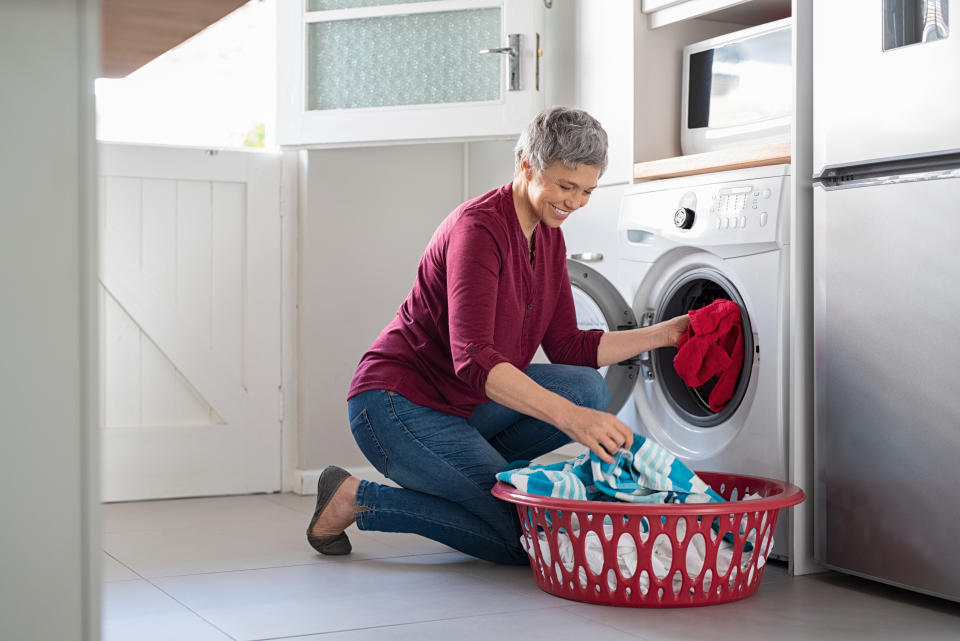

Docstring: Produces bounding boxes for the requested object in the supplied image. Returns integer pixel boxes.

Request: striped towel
[496,435,724,505]
[497,435,748,547]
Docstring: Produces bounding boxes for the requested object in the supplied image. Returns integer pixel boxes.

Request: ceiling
[101,0,249,78]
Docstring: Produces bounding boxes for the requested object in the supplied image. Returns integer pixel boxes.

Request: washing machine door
[566,259,638,415]
[647,266,754,427]
[633,255,760,461]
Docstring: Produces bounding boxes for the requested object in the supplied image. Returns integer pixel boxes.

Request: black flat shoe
[306,465,353,555]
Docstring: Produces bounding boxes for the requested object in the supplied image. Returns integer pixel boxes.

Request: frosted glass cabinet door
[277,0,545,146]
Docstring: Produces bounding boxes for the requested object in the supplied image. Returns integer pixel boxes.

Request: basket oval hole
[584,530,603,575]
[557,528,574,571]
[638,516,651,543]
[716,541,732,576]
[602,515,614,541]
[703,568,713,593]
[686,533,706,579]
[617,532,638,578]
[741,528,757,571]
[651,533,673,580]
[535,525,550,564]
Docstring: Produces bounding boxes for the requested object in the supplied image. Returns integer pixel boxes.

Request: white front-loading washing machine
[618,164,792,558]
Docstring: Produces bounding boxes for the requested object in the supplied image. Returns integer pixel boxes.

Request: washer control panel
[711,184,775,230]
[618,165,790,254]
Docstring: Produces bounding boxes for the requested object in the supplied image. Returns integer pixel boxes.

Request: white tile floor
[102,492,960,641]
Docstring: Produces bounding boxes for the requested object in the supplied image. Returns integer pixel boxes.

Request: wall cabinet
[641,0,790,29]
[277,0,545,147]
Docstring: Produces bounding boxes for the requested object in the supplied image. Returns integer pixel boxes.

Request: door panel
[278,0,544,145]
[813,0,960,173]
[99,144,283,501]
[814,174,960,599]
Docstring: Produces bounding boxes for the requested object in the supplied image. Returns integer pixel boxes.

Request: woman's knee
[554,366,609,411]
[577,367,610,411]
[525,364,610,412]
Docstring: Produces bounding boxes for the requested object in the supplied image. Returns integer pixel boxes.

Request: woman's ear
[519,157,534,181]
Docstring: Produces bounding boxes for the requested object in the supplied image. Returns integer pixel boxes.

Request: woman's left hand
[660,314,690,348]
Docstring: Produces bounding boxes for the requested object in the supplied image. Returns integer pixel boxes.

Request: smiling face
[515,159,601,234]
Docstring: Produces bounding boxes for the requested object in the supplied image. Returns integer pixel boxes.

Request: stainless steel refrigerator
[812,0,960,602]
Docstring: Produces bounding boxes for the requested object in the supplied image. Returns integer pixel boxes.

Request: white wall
[298,141,515,470]
[0,1,99,639]
[634,15,751,163]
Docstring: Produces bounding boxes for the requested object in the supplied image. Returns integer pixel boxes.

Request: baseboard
[294,465,393,495]
[294,445,589,495]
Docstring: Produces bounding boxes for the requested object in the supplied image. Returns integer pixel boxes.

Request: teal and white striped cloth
[496,435,724,505]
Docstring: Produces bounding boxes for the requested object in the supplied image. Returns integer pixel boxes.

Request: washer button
[760,212,769,227]
[762,189,772,199]
[740,215,747,228]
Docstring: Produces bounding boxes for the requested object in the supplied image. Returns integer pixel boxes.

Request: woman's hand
[560,405,634,464]
[659,314,690,348]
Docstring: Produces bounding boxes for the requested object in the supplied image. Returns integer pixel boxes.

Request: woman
[307,106,689,565]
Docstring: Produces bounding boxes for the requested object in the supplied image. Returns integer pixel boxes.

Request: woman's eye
[559,185,571,191]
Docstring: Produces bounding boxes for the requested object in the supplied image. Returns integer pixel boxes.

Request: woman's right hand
[560,405,634,464]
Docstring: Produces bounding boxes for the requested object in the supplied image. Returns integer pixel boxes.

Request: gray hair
[514,106,608,177]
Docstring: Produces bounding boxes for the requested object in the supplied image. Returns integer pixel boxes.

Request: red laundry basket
[492,472,805,607]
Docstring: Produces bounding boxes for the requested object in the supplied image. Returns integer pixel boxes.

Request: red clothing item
[348,183,603,418]
[673,299,744,413]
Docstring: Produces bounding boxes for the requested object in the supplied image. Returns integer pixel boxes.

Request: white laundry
[520,493,771,594]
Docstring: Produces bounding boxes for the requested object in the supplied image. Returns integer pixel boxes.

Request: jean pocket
[385,392,435,429]
[349,409,389,476]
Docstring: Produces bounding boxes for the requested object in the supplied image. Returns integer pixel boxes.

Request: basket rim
[491,470,805,515]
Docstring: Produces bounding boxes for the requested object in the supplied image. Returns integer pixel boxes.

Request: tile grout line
[103,548,241,641]
[142,576,242,641]
[103,549,149,583]
[241,602,585,641]
[125,549,476,581]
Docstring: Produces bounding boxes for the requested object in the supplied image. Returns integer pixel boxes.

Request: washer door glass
[651,267,753,427]
[567,259,637,415]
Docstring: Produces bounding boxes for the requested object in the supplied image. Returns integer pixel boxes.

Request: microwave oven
[681,18,792,156]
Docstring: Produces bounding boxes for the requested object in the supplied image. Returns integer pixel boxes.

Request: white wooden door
[99,144,283,501]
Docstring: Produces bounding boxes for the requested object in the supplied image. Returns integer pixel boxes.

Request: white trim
[281,150,301,493]
[294,466,396,495]
[787,0,823,577]
[81,1,102,637]
[305,0,502,23]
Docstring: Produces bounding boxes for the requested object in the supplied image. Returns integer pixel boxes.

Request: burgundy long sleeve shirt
[347,182,603,418]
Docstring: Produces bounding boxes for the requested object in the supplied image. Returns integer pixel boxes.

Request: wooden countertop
[633,141,791,181]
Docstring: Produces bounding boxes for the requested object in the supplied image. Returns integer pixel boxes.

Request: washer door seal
[566,259,638,415]
[651,267,754,428]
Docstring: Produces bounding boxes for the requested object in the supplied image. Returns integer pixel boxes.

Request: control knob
[674,207,695,230]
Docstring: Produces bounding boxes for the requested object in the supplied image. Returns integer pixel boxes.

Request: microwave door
[813,0,960,175]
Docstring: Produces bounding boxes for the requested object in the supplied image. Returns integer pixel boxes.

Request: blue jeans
[347,364,610,565]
